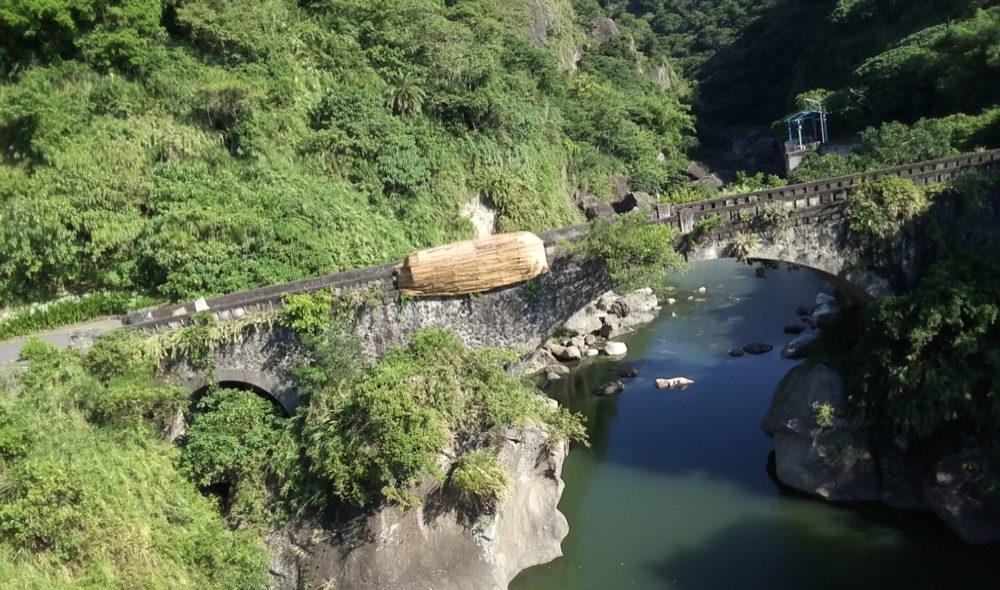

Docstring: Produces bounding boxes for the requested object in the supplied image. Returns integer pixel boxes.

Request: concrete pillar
[679,209,695,235]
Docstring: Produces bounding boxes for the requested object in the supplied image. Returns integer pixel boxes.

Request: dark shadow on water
[647,510,1000,590]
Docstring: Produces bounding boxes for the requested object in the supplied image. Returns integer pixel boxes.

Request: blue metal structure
[785,108,828,150]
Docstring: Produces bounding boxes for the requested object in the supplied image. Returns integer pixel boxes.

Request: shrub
[298,328,586,508]
[755,202,794,237]
[813,402,836,429]
[722,171,787,195]
[79,376,188,432]
[282,290,334,336]
[572,213,685,292]
[849,255,1000,440]
[84,329,157,381]
[449,451,510,511]
[847,177,928,241]
[661,184,716,204]
[682,213,725,249]
[181,388,292,526]
[729,233,759,262]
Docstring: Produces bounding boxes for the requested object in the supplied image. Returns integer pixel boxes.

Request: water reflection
[512,260,1000,590]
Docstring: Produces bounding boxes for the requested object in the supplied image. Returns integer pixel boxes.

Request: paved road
[0,317,124,365]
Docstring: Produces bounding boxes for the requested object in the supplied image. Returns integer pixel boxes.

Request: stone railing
[127,149,1000,332]
[125,227,589,332]
[652,149,1000,233]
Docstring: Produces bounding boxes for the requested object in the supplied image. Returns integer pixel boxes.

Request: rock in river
[656,377,694,390]
[545,364,570,377]
[742,342,773,355]
[618,367,639,378]
[762,364,880,502]
[781,331,819,360]
[729,348,745,358]
[593,381,625,397]
[551,345,582,362]
[783,324,806,335]
[603,341,628,356]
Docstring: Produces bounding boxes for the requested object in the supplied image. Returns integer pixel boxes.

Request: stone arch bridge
[123,149,1000,413]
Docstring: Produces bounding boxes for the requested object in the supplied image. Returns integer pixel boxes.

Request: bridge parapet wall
[653,149,1000,233]
[125,228,592,336]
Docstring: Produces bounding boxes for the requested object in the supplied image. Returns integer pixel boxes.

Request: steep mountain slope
[0,0,693,305]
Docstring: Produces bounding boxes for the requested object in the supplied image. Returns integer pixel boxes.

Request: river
[511,260,1000,590]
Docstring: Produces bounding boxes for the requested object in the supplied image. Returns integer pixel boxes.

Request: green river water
[511,260,1000,590]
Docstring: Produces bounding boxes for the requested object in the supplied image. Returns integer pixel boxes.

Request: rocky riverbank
[267,424,569,589]
[522,287,665,379]
[764,361,1000,544]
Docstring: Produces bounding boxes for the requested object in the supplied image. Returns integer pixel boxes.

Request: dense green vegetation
[849,254,1000,441]
[603,0,999,171]
[571,211,685,291]
[449,450,511,510]
[807,173,1000,445]
[845,177,928,242]
[0,0,694,309]
[0,340,267,589]
[295,326,586,508]
[0,301,584,586]
[790,108,1000,182]
[180,388,293,527]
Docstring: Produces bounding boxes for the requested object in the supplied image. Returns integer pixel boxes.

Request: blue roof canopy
[785,108,829,150]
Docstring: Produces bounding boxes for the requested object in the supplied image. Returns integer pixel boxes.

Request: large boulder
[611,192,656,214]
[618,288,658,314]
[762,364,881,502]
[591,17,619,44]
[561,307,604,337]
[550,344,582,362]
[276,425,570,590]
[924,450,1000,545]
[603,341,627,356]
[582,199,616,221]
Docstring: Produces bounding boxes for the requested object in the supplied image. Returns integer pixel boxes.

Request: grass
[449,451,511,511]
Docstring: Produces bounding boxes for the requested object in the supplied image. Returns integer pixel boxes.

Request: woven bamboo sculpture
[396,232,549,297]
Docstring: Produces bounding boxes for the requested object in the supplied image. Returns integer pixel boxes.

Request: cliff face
[268,424,569,590]
[763,363,1000,544]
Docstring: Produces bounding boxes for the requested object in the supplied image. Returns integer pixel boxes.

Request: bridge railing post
[679,208,695,235]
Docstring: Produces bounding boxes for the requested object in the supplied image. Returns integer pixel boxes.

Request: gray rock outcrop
[762,364,881,502]
[924,450,1000,544]
[764,363,1000,544]
[780,331,818,359]
[268,425,569,589]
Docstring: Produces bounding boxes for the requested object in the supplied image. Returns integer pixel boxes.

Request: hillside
[0,0,693,306]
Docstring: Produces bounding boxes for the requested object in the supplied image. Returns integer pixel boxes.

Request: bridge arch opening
[189,380,290,418]
[184,380,292,518]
